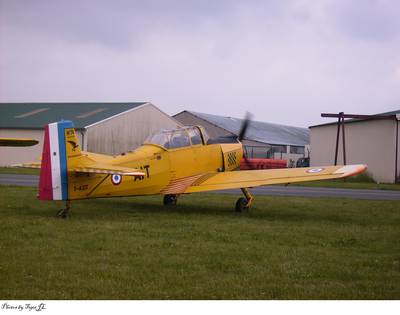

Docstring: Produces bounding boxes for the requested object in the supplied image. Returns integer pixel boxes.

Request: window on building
[289,146,305,155]
[271,145,287,154]
[244,145,288,158]
[244,146,270,158]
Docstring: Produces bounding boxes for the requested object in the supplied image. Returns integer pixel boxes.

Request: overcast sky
[0,0,399,127]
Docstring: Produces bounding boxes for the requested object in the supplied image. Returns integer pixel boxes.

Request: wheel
[163,194,177,206]
[235,197,249,212]
[163,195,177,206]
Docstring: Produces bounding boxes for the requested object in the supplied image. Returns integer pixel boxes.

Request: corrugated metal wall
[310,119,398,183]
[86,104,181,155]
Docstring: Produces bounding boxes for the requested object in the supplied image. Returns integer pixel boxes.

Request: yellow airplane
[0,138,39,146]
[31,120,366,218]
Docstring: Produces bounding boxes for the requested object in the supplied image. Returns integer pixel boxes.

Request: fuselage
[67,138,243,200]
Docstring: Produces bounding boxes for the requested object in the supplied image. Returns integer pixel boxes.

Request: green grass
[0,167,39,175]
[0,186,399,300]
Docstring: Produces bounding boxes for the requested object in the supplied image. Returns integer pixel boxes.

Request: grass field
[0,186,399,300]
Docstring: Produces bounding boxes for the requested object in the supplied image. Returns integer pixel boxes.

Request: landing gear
[235,197,248,212]
[56,200,71,218]
[235,188,254,212]
[163,194,178,206]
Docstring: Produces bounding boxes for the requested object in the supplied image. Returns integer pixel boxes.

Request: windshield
[145,126,205,149]
[145,132,171,148]
[186,127,202,145]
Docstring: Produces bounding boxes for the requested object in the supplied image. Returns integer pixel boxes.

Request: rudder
[38,120,80,201]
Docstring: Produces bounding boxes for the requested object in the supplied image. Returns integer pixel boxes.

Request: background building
[0,102,180,166]
[174,110,310,166]
[309,110,400,183]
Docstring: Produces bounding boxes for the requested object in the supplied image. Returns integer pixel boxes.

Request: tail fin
[38,120,81,200]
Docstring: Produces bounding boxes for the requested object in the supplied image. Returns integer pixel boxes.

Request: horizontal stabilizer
[0,138,39,147]
[12,162,41,169]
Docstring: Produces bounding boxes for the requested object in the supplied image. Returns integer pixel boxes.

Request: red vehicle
[240,158,286,170]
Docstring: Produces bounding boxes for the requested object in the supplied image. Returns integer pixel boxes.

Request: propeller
[209,112,252,143]
[236,112,256,170]
[208,112,253,144]
[206,112,256,170]
[237,112,252,142]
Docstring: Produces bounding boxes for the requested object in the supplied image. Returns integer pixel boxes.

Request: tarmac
[1,173,399,201]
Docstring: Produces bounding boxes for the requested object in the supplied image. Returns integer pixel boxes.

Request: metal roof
[309,109,400,128]
[181,111,309,146]
[0,102,147,129]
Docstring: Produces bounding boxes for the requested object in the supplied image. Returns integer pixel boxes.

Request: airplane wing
[178,164,367,194]
[13,162,41,169]
[70,163,145,176]
[0,138,39,147]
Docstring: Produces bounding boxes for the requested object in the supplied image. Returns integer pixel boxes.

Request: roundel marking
[111,174,122,185]
[306,168,324,173]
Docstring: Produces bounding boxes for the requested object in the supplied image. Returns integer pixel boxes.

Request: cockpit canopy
[145,126,209,149]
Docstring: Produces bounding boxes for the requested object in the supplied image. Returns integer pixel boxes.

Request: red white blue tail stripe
[38,121,73,200]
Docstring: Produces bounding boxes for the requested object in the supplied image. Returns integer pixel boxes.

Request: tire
[163,194,177,206]
[235,197,248,212]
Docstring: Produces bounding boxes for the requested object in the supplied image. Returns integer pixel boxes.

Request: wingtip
[334,164,368,178]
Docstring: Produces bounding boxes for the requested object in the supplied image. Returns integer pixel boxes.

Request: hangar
[174,110,310,166]
[309,110,400,183]
[0,102,180,166]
